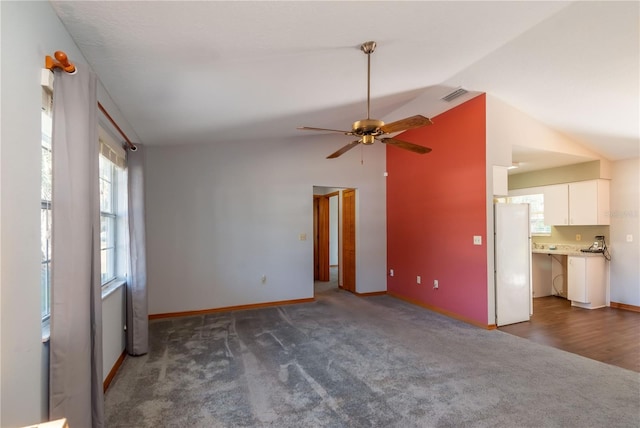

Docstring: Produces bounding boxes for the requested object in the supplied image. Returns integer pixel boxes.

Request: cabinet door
[585,257,606,308]
[567,257,588,303]
[544,184,568,225]
[532,253,553,297]
[569,181,598,225]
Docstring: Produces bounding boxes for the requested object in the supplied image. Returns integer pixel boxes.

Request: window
[99,130,128,286]
[41,78,127,327]
[41,89,53,321]
[501,191,551,235]
[99,155,118,283]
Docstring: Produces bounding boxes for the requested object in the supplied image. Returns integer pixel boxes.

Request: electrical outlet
[261,275,267,284]
[473,236,482,245]
[576,234,581,241]
[627,234,633,242]
[416,276,421,284]
[389,269,394,277]
[433,280,439,289]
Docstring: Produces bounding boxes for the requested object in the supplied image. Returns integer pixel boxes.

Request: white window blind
[99,126,126,169]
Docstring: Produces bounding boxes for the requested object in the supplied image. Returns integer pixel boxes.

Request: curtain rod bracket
[45,51,76,74]
[47,50,138,151]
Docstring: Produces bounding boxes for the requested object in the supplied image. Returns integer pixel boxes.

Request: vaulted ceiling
[50,1,639,168]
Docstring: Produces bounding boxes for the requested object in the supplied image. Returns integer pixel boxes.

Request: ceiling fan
[298,41,433,159]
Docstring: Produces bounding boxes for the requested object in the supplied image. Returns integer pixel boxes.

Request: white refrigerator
[495,203,532,326]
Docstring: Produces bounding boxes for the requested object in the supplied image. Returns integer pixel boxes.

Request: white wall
[1,3,75,424]
[329,195,338,265]
[0,4,3,421]
[609,158,640,306]
[487,97,640,310]
[145,135,387,314]
[0,3,135,425]
[102,286,126,381]
[486,95,605,159]
[485,95,611,324]
[485,95,513,325]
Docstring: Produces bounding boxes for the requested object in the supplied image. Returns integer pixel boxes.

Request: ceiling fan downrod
[361,41,376,120]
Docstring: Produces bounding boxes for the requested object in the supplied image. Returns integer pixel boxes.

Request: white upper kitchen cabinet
[543,180,610,226]
[544,184,569,225]
[569,180,610,225]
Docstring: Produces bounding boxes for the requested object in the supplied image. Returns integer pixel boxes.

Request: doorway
[313,187,356,295]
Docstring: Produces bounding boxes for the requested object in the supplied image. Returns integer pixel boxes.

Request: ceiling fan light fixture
[362,135,375,145]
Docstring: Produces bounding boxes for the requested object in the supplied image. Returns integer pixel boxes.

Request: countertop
[531,243,605,257]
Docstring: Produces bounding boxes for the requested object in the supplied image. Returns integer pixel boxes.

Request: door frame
[341,188,356,293]
[313,193,332,281]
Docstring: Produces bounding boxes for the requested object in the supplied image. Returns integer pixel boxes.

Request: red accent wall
[387,94,487,324]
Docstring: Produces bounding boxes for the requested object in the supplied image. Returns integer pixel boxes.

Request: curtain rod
[45,51,138,152]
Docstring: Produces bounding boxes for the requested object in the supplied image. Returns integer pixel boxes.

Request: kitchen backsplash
[531,225,610,245]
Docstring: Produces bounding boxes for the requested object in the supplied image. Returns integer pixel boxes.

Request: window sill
[42,319,50,343]
[102,278,126,300]
[42,279,126,343]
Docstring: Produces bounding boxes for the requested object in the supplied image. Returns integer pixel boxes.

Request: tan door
[342,189,356,292]
[313,195,330,281]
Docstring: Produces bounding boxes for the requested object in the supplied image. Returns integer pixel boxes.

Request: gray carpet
[106,284,640,427]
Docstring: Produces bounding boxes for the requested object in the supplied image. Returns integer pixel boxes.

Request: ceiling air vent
[441,87,468,102]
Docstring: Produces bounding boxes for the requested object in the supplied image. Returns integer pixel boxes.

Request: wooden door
[313,195,330,281]
[342,189,356,292]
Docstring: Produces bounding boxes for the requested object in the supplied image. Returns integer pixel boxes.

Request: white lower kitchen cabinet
[567,256,606,309]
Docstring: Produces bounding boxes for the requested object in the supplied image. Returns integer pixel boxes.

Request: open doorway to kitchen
[313,186,355,296]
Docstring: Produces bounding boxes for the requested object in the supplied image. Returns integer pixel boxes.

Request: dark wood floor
[500,296,640,373]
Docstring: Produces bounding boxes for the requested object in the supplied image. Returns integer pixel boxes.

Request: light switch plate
[299,233,307,241]
[473,236,482,245]
[627,234,633,242]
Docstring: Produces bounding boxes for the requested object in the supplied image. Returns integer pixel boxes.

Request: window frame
[41,88,53,323]
[100,154,119,285]
[506,187,552,236]
[98,126,128,289]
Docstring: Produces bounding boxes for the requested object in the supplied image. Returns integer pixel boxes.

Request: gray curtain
[126,144,149,355]
[49,64,104,427]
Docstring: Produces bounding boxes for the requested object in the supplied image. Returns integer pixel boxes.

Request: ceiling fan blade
[381,138,432,154]
[380,115,433,134]
[298,126,352,134]
[327,140,361,159]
